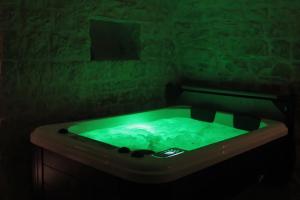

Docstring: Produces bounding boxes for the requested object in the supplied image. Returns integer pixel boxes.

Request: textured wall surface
[171,0,300,140]
[2,0,177,121]
[0,0,300,199]
[172,0,300,88]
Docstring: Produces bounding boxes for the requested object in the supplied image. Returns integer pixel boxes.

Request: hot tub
[30,82,295,200]
[31,106,287,184]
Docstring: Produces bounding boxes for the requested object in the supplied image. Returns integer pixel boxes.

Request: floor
[234,182,299,200]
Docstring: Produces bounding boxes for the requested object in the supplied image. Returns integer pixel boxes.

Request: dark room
[0,0,299,200]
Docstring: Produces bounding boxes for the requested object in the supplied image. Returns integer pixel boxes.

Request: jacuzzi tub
[31,106,287,184]
[30,82,295,200]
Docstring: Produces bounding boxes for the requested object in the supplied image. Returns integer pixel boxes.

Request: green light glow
[74,117,249,152]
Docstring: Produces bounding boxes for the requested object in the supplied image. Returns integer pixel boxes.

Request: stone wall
[172,0,300,140]
[172,0,300,88]
[0,1,176,199]
[2,0,177,121]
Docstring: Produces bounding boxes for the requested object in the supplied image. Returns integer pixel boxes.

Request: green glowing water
[75,117,248,152]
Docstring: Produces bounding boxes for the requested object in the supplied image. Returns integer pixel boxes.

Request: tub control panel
[153,148,185,158]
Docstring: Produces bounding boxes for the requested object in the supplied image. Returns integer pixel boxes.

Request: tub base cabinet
[33,137,292,200]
